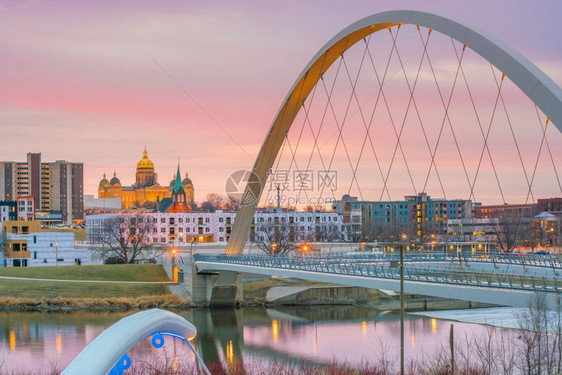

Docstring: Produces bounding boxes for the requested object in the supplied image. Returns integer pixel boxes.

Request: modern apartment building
[0,201,16,223]
[1,220,89,267]
[333,192,472,237]
[16,196,35,221]
[0,153,83,224]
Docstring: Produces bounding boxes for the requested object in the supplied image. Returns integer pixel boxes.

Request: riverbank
[0,265,494,311]
[0,294,191,311]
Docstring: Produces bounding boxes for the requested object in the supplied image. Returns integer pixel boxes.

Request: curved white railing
[62,308,209,375]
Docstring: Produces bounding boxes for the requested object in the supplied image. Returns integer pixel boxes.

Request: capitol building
[98,148,194,210]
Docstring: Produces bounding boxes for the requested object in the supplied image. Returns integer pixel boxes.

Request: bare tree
[303,204,328,213]
[494,215,530,253]
[1,231,9,257]
[200,193,239,212]
[94,214,165,264]
[252,222,302,256]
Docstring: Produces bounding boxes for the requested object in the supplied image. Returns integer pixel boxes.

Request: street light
[171,247,176,266]
[400,241,405,375]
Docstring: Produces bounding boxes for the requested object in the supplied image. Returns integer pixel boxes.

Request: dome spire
[143,147,148,158]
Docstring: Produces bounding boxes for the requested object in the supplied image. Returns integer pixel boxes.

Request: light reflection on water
[0,307,518,373]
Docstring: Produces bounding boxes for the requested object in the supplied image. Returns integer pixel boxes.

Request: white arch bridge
[195,252,562,309]
[210,9,562,306]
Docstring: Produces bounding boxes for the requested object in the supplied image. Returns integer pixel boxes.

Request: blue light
[151,332,164,348]
[108,353,131,375]
[149,331,187,343]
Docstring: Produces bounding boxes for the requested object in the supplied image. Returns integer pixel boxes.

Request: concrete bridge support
[191,265,243,306]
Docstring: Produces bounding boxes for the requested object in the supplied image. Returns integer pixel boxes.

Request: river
[0,306,524,374]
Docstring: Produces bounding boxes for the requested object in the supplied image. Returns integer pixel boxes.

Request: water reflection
[0,307,517,373]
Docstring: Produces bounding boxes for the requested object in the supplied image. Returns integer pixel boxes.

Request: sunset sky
[1,0,560,204]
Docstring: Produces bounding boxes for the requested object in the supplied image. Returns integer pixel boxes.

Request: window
[161,228,166,233]
[170,218,175,225]
[160,237,166,243]
[161,218,165,223]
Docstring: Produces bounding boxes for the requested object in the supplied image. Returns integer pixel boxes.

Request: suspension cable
[491,68,535,204]
[469,65,507,204]
[452,43,503,204]
[534,109,562,194]
[380,25,418,197]
[418,32,470,201]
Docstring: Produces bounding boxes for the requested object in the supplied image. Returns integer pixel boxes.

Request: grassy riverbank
[0,264,174,302]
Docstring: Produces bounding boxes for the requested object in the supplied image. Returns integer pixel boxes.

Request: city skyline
[1,0,561,204]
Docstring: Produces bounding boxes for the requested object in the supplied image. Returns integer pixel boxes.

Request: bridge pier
[191,265,243,306]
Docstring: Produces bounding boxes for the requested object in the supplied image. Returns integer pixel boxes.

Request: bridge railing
[194,252,561,294]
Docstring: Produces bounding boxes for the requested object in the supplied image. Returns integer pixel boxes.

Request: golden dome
[182,172,193,186]
[137,147,155,171]
[99,173,110,187]
[110,171,121,186]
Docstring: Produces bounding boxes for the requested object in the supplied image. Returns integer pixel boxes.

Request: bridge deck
[194,253,562,309]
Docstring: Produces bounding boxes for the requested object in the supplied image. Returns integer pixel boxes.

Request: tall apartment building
[0,153,83,224]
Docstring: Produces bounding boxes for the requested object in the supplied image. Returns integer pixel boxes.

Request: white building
[86,210,362,246]
[16,195,35,221]
[84,194,122,210]
[0,201,16,223]
[447,217,500,243]
[2,231,90,267]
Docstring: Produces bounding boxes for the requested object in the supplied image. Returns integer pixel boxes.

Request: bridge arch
[225,10,562,255]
